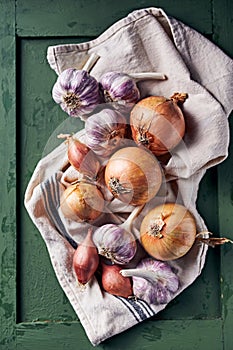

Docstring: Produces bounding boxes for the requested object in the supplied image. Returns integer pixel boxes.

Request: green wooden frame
[0,1,232,349]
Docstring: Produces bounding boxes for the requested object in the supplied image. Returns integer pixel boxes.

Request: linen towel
[25,7,233,346]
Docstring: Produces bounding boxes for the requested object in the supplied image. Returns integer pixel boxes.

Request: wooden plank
[0,0,17,349]
[213,1,233,350]
[212,0,233,56]
[16,0,213,37]
[16,319,223,349]
[17,38,86,322]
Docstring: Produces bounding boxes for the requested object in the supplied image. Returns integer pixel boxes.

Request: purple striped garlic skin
[85,108,127,157]
[93,223,137,265]
[52,68,101,117]
[100,72,140,104]
[120,258,179,305]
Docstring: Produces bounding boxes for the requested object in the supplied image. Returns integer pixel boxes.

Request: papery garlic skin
[120,258,179,305]
[52,68,101,117]
[93,223,137,264]
[85,108,127,157]
[100,72,140,104]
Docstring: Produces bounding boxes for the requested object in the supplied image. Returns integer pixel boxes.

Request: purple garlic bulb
[52,68,101,118]
[93,223,137,265]
[85,108,127,158]
[120,258,179,305]
[100,71,140,104]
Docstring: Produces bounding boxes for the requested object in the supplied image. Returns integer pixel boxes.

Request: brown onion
[140,203,196,261]
[104,146,162,206]
[60,182,104,222]
[101,262,133,298]
[130,93,188,156]
[72,228,99,284]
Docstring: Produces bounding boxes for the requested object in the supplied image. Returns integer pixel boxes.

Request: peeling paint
[1,79,13,115]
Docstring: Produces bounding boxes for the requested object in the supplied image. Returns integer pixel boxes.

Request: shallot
[57,133,100,179]
[101,262,133,298]
[73,228,99,284]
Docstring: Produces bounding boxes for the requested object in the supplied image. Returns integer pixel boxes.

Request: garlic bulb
[52,68,101,118]
[93,205,144,264]
[120,258,179,305]
[85,108,128,157]
[100,72,140,104]
[93,224,137,264]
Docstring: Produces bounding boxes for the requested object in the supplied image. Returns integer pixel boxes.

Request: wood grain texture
[0,0,17,349]
[212,2,233,350]
[16,0,213,37]
[16,319,223,350]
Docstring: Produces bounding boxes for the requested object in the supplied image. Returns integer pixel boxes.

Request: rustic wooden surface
[0,0,232,349]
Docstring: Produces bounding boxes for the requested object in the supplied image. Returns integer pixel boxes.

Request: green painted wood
[0,0,233,349]
[0,1,17,349]
[18,38,86,323]
[16,319,223,350]
[16,0,213,37]
[212,2,233,350]
[212,0,233,57]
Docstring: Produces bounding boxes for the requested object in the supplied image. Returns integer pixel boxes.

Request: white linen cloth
[25,7,233,346]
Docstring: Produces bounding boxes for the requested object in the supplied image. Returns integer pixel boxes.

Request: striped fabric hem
[116,296,155,322]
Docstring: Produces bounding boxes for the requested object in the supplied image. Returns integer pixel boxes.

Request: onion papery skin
[52,68,101,117]
[100,71,140,104]
[140,203,196,261]
[101,263,133,298]
[93,224,137,264]
[72,229,99,284]
[65,136,100,178]
[60,182,104,222]
[85,108,127,158]
[130,95,186,156]
[104,146,162,206]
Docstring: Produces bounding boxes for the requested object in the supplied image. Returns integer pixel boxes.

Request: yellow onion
[60,182,104,222]
[104,146,162,206]
[140,203,196,261]
[130,93,188,156]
